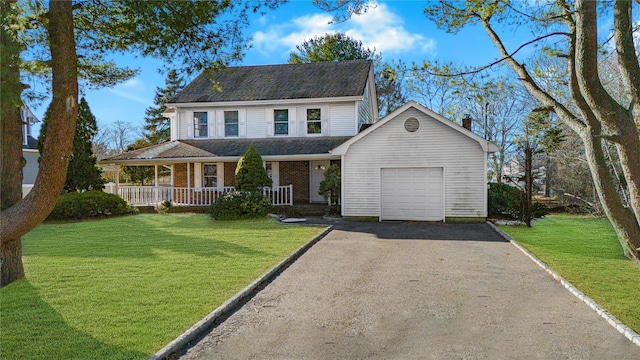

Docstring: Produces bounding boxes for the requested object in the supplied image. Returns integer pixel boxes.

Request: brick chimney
[462,114,472,131]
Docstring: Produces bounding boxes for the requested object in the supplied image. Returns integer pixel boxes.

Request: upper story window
[274,109,288,135]
[194,112,208,138]
[307,108,321,135]
[225,111,239,137]
[203,164,217,187]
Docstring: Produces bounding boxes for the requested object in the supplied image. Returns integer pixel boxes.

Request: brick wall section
[173,163,195,187]
[224,162,238,187]
[280,161,310,203]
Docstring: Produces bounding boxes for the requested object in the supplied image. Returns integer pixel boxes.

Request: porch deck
[115,185,293,207]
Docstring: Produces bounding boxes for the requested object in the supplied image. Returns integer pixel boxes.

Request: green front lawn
[499,214,640,333]
[0,214,324,359]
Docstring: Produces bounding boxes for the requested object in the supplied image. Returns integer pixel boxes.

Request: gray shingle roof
[102,137,352,162]
[170,60,372,103]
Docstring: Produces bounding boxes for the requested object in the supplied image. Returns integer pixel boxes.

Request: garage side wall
[342,107,487,219]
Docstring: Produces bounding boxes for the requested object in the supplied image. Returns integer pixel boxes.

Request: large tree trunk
[479,4,640,261]
[0,1,78,286]
[1,0,26,285]
[581,127,640,260]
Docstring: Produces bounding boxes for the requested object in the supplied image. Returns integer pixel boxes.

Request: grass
[499,214,640,333]
[0,214,324,359]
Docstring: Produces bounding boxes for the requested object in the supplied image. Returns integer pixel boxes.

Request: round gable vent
[404,117,420,132]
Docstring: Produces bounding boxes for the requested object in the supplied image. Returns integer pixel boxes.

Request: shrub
[48,191,136,220]
[234,146,272,191]
[209,191,271,220]
[488,182,549,221]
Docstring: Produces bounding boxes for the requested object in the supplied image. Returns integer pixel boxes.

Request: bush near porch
[0,214,324,359]
[499,215,640,334]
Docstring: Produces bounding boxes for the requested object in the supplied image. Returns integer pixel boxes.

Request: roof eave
[167,96,364,108]
[100,153,340,166]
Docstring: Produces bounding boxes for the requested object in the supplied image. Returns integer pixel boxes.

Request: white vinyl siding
[329,105,355,136]
[246,108,266,138]
[342,107,487,219]
[173,101,361,140]
[357,79,374,129]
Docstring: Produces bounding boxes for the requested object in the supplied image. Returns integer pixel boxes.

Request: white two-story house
[105,60,378,206]
[105,60,499,221]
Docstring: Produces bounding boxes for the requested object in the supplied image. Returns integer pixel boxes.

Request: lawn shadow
[25,215,272,260]
[0,279,149,360]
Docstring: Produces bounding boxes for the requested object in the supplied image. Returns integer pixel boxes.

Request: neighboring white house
[102,61,498,221]
[332,101,499,222]
[21,107,40,197]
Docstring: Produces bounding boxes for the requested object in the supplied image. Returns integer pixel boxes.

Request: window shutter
[239,109,247,137]
[322,107,329,136]
[266,108,274,137]
[216,110,224,138]
[300,109,307,136]
[289,108,296,137]
[208,111,215,138]
[187,112,194,139]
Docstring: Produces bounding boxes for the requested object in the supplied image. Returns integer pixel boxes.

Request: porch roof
[101,137,352,164]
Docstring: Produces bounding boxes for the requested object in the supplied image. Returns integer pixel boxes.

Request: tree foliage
[289,32,405,116]
[38,98,105,193]
[316,0,640,261]
[318,163,341,213]
[235,146,272,191]
[0,0,284,286]
[144,69,184,144]
[122,139,156,186]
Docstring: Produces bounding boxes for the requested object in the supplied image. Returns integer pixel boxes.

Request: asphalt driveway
[180,221,640,359]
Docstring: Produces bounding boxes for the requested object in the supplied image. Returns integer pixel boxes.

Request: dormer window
[225,111,239,137]
[274,109,288,135]
[194,112,208,138]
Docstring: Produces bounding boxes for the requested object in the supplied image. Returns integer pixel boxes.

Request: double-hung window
[224,111,239,137]
[194,112,208,138]
[274,109,288,135]
[203,164,217,187]
[307,108,321,135]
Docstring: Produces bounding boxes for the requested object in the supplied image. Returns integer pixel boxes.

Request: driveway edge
[149,225,334,360]
[487,222,640,347]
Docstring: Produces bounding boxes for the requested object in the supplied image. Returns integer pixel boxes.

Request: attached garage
[331,101,499,222]
[381,167,443,221]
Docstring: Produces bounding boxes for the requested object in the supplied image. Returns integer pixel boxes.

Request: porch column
[154,165,158,187]
[115,165,120,195]
[187,162,191,205]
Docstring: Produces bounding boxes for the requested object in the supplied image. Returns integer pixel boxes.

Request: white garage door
[381,167,443,221]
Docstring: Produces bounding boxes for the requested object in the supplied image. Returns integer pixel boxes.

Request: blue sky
[28,0,531,137]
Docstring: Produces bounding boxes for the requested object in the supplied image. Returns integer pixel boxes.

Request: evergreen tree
[39,98,105,193]
[235,146,272,191]
[144,70,185,144]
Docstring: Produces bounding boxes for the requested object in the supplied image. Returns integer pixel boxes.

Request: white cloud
[250,3,436,60]
[120,77,143,89]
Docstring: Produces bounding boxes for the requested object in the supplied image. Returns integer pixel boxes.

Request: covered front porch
[100,138,346,208]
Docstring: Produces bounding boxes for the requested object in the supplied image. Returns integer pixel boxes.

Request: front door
[310,160,330,203]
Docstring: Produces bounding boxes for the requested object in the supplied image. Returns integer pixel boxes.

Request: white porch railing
[117,185,293,206]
